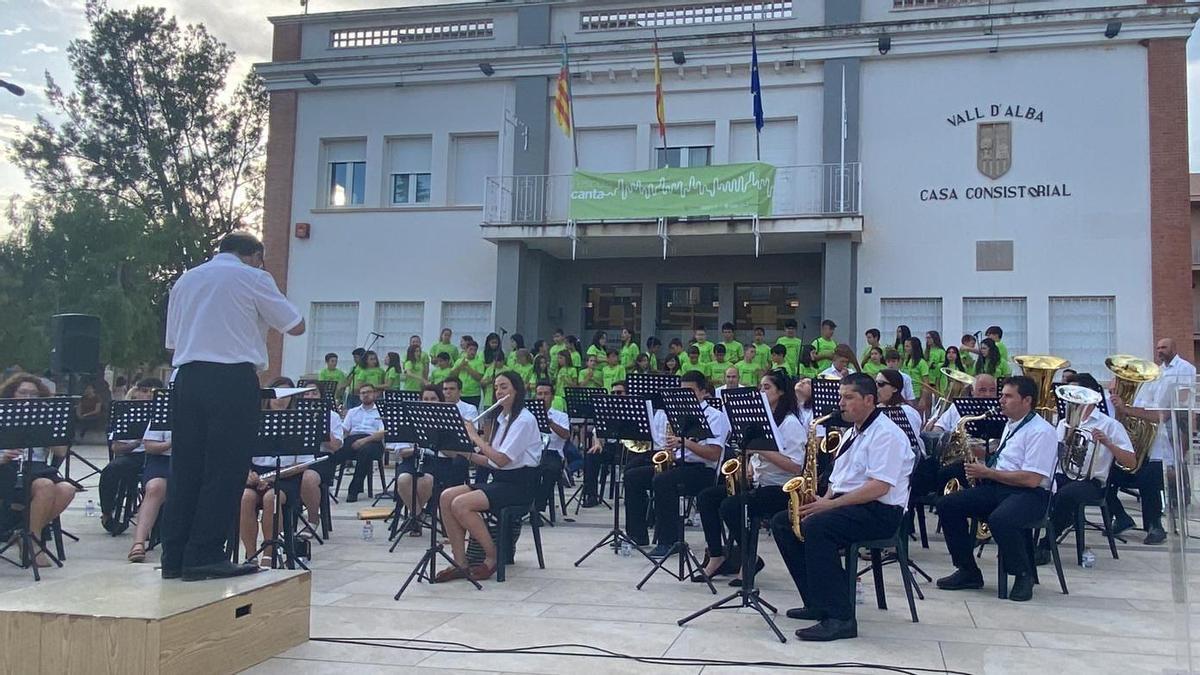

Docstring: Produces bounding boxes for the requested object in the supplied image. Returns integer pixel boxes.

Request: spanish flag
[653,32,667,148]
[554,39,573,138]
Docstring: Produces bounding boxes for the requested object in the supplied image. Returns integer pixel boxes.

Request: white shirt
[1140,354,1197,464]
[341,404,383,436]
[1056,408,1132,484]
[992,413,1059,489]
[165,253,302,370]
[650,409,669,450]
[679,402,730,469]
[827,411,914,507]
[490,409,543,469]
[932,404,961,433]
[455,400,479,421]
[142,429,172,457]
[325,411,344,448]
[544,408,571,456]
[899,372,915,401]
[751,413,807,487]
[819,365,857,379]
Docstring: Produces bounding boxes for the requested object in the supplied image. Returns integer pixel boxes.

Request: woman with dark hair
[352,351,387,391]
[393,385,461,537]
[632,353,652,375]
[943,345,968,374]
[384,352,403,390]
[797,344,818,380]
[645,336,662,371]
[437,372,542,582]
[480,350,506,408]
[482,333,503,364]
[894,325,912,352]
[862,347,885,377]
[925,331,946,393]
[619,328,639,369]
[974,338,1004,378]
[552,351,578,412]
[695,370,806,582]
[402,344,428,392]
[0,374,75,567]
[587,331,608,364]
[564,335,583,368]
[876,369,923,435]
[506,334,526,367]
[902,337,930,411]
[662,353,681,376]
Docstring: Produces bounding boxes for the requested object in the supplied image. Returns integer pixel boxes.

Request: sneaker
[936,568,985,591]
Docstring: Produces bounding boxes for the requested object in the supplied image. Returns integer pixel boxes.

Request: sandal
[468,563,495,581]
[128,541,146,563]
[434,565,469,583]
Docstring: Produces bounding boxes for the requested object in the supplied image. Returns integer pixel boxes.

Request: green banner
[569,162,775,220]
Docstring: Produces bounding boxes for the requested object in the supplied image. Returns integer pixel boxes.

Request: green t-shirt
[926,347,946,391]
[600,363,627,391]
[707,359,736,383]
[859,345,880,368]
[681,356,705,376]
[456,355,485,396]
[797,364,817,380]
[480,365,498,407]
[579,367,603,388]
[769,360,796,377]
[994,340,1009,371]
[352,367,386,388]
[693,340,715,364]
[512,363,536,390]
[735,360,761,387]
[810,336,837,372]
[507,351,519,368]
[749,341,771,372]
[555,366,579,398]
[549,343,567,377]
[721,340,744,365]
[384,367,401,389]
[862,361,886,377]
[776,336,803,373]
[430,365,452,385]
[318,367,346,383]
[430,341,459,364]
[902,359,930,393]
[619,343,640,369]
[402,359,426,391]
[586,345,607,364]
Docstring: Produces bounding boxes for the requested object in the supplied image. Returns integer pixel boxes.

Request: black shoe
[647,543,672,558]
[1033,547,1052,567]
[1144,526,1167,545]
[795,617,857,641]
[1110,515,1136,536]
[936,568,985,591]
[690,569,716,582]
[786,606,826,621]
[346,493,360,503]
[161,567,182,580]
[1009,573,1034,602]
[181,561,261,582]
[581,495,601,508]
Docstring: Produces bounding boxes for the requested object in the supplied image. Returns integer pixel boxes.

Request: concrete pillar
[822,235,856,341]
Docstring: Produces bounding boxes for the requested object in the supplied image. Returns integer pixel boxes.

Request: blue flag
[751,30,764,132]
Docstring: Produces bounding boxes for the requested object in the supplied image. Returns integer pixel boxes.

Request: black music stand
[0,397,76,580]
[149,388,173,432]
[574,395,657,567]
[812,379,845,419]
[104,400,155,530]
[382,390,422,404]
[376,400,425,548]
[250,407,328,571]
[298,379,339,409]
[563,386,606,511]
[393,401,483,599]
[678,387,786,642]
[627,373,680,400]
[954,398,1005,442]
[525,398,552,434]
[636,388,717,594]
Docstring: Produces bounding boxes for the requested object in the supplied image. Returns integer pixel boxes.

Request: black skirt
[143,454,171,483]
[474,465,537,512]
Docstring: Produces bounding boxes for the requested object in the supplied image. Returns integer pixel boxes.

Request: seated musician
[533,381,571,513]
[239,378,322,565]
[696,371,806,583]
[583,381,638,507]
[99,378,161,535]
[393,386,461,537]
[1108,365,1170,546]
[936,375,1058,601]
[625,371,730,559]
[442,376,479,422]
[0,374,76,568]
[437,372,542,582]
[1033,373,1134,564]
[770,373,913,641]
[302,385,342,530]
[129,415,171,564]
[336,382,386,502]
[910,374,998,500]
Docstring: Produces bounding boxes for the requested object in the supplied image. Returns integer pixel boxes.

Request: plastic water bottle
[620,541,632,557]
[85,499,95,518]
[362,521,374,541]
[856,578,865,605]
[1081,548,1096,569]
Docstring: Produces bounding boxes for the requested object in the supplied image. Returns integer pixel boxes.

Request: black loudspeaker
[50,313,101,374]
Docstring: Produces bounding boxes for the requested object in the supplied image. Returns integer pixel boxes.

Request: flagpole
[753,24,761,162]
[565,35,579,169]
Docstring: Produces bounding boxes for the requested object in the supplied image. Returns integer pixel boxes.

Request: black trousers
[939,481,1049,577]
[536,450,563,511]
[697,484,788,558]
[625,462,715,547]
[339,434,384,497]
[1049,475,1104,538]
[583,442,618,499]
[770,501,903,621]
[1107,459,1164,531]
[162,361,259,570]
[99,452,144,519]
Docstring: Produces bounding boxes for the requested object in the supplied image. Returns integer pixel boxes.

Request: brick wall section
[262,23,302,381]
[1147,37,1194,362]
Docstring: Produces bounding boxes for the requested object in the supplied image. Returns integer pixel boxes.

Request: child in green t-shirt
[692,327,715,363]
[451,340,485,403]
[481,351,507,407]
[553,351,578,411]
[579,354,603,388]
[768,344,795,377]
[430,353,454,386]
[681,345,705,375]
[401,344,428,391]
[317,353,346,384]
[352,350,387,388]
[618,328,640,370]
[750,327,771,372]
[810,319,838,372]
[430,327,459,365]
[776,319,803,375]
[707,344,735,382]
[861,346,886,376]
[736,344,762,386]
[720,322,744,365]
[601,349,627,391]
[512,348,536,390]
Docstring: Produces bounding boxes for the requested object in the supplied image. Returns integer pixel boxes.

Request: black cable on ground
[311,636,974,674]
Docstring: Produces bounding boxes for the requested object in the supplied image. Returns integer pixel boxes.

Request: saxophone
[781,412,838,541]
[941,411,992,541]
[652,450,674,474]
[720,458,747,495]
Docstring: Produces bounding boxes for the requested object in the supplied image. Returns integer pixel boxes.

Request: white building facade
[256,0,1197,379]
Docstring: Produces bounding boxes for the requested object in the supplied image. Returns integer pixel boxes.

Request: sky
[0,1,1199,216]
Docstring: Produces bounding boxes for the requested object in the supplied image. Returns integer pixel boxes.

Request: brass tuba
[720,458,747,496]
[622,439,652,454]
[928,368,976,425]
[1055,384,1102,481]
[1106,355,1162,474]
[1013,355,1071,422]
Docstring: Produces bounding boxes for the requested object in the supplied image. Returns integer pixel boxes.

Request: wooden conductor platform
[0,566,310,674]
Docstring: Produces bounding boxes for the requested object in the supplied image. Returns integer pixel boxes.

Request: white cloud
[0,24,30,37]
[21,43,59,54]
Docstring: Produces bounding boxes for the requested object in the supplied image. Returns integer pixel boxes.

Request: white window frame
[1049,296,1116,379]
[962,297,1028,356]
[440,302,493,343]
[879,298,944,352]
[374,302,425,360]
[654,145,713,169]
[391,172,432,205]
[307,302,360,374]
[328,160,367,207]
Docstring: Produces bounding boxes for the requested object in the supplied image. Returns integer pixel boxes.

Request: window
[733,284,802,333]
[374,302,424,360]
[655,146,712,169]
[307,302,359,374]
[331,19,494,49]
[1049,297,1116,378]
[963,297,1027,356]
[441,302,492,343]
[581,2,792,31]
[388,137,433,205]
[880,298,944,349]
[657,284,719,330]
[451,135,498,205]
[324,139,367,207]
[584,285,643,332]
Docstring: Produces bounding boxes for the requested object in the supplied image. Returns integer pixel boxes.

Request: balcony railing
[483,162,861,226]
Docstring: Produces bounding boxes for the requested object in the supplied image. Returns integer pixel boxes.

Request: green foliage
[4,0,267,370]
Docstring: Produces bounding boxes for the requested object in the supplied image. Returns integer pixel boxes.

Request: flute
[471,395,510,424]
[258,455,329,483]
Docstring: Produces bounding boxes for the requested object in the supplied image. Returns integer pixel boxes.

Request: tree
[12,0,267,284]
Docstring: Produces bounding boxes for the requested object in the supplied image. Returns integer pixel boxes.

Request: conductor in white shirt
[162,233,304,581]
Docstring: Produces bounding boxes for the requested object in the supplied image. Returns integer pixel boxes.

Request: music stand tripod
[249,406,327,571]
[678,387,787,642]
[575,394,658,566]
[377,399,433,550]
[0,396,77,581]
[394,401,483,599]
[562,387,605,513]
[105,399,155,528]
[636,388,717,594]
